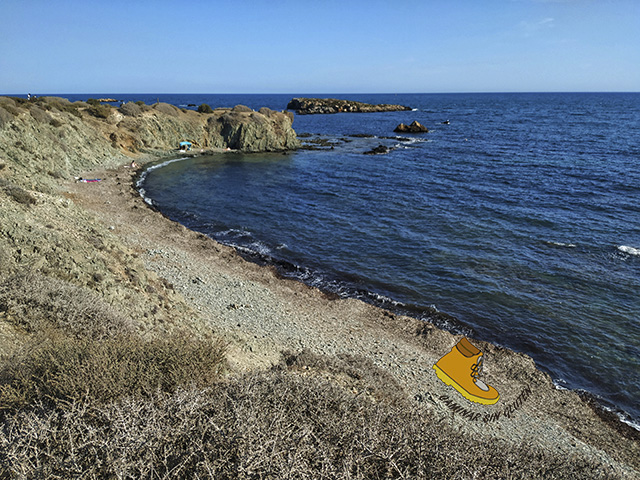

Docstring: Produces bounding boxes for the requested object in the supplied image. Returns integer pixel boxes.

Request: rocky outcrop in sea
[394,121,429,133]
[287,97,412,115]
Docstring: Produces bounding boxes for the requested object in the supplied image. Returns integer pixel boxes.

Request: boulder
[394,121,429,133]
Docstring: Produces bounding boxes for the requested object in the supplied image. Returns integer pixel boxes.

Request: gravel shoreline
[67,156,639,477]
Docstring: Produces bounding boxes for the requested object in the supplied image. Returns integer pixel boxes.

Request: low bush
[232,104,252,113]
[46,98,83,118]
[197,103,214,114]
[87,103,112,119]
[29,106,52,123]
[0,182,36,206]
[0,327,226,412]
[119,102,142,117]
[152,102,181,117]
[0,106,14,127]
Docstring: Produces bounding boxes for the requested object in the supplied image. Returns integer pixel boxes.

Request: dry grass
[0,270,226,412]
[0,328,226,412]
[0,271,133,339]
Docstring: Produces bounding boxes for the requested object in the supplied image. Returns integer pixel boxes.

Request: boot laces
[471,356,490,391]
[471,356,483,379]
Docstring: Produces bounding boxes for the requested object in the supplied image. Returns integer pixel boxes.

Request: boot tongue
[456,337,481,357]
[474,378,490,391]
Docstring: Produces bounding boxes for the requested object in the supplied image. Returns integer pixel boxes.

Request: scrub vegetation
[0,273,617,479]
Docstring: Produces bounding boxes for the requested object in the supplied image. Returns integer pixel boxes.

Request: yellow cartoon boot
[433,337,500,405]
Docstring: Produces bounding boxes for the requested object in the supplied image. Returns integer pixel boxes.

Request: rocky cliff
[0,96,300,191]
[287,97,412,114]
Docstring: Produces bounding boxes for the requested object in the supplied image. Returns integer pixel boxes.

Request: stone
[363,144,391,155]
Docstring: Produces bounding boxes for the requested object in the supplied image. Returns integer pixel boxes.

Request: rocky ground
[1,96,639,478]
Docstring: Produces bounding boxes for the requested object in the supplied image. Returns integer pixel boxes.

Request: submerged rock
[363,144,391,155]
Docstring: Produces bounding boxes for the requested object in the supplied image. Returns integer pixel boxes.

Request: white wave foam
[552,378,569,390]
[600,405,640,432]
[545,241,577,248]
[219,228,251,237]
[618,245,640,256]
[396,136,427,145]
[136,156,191,204]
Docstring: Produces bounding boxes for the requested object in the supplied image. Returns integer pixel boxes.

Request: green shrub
[197,103,214,114]
[87,103,112,119]
[86,98,100,106]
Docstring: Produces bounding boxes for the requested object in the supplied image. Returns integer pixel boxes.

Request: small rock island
[287,97,412,115]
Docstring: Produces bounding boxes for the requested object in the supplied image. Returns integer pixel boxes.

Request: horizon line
[2,90,639,97]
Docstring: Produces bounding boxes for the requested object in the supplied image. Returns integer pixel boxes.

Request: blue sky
[1,0,639,94]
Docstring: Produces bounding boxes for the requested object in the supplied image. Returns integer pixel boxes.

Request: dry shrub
[29,106,53,123]
[0,183,36,206]
[119,102,142,117]
[0,328,226,412]
[0,271,132,339]
[0,106,13,128]
[279,349,407,405]
[152,103,180,117]
[0,354,615,479]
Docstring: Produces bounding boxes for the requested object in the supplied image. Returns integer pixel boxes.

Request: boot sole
[433,364,500,405]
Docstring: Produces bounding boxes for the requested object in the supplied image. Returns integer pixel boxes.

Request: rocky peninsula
[0,96,638,478]
[287,97,412,114]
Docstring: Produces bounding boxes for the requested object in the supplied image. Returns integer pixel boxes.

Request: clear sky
[1,0,639,94]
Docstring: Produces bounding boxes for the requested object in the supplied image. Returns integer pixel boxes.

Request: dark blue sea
[66,93,640,428]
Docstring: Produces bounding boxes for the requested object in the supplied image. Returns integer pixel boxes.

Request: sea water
[92,92,639,427]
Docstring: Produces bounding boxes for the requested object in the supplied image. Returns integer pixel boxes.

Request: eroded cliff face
[0,96,300,191]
